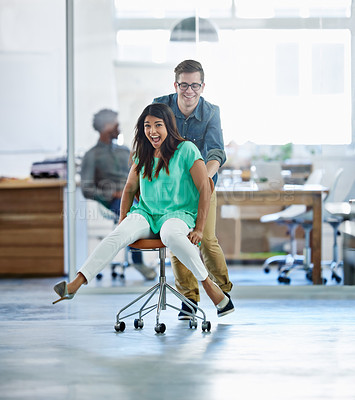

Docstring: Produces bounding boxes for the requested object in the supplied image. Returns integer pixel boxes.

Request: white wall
[0,0,66,177]
[1,0,353,184]
[74,0,118,155]
[0,0,118,177]
[114,61,175,147]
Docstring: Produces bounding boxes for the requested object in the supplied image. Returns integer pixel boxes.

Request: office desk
[0,179,66,276]
[216,185,327,284]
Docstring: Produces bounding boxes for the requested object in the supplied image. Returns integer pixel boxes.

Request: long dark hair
[133,103,185,180]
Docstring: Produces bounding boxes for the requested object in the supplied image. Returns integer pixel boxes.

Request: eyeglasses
[176,82,203,91]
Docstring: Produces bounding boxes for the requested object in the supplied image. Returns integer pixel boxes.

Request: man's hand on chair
[188,229,203,246]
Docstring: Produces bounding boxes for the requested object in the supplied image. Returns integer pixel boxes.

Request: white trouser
[79,214,208,283]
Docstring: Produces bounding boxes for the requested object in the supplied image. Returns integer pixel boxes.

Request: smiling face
[144,115,168,155]
[174,71,205,116]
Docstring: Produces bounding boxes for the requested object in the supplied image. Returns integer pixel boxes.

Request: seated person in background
[53,103,234,318]
[80,108,157,281]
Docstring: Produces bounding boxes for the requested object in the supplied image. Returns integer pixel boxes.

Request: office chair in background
[295,170,354,284]
[260,169,324,284]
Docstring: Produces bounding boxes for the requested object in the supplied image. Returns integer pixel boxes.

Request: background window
[114,2,352,145]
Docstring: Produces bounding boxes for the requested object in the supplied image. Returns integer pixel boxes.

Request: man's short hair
[92,109,118,133]
[174,60,204,83]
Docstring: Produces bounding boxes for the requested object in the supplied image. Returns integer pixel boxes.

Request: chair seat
[129,239,165,250]
[260,204,307,223]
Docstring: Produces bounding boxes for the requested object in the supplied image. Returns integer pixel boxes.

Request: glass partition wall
[73,0,355,174]
[1,1,353,279]
[70,0,355,279]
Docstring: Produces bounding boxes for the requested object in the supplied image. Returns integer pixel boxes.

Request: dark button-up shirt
[80,140,130,207]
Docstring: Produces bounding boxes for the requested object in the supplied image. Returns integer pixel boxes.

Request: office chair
[115,177,215,334]
[296,171,354,284]
[291,168,344,284]
[114,238,211,334]
[260,169,324,284]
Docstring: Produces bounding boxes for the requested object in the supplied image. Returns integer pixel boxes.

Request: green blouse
[128,141,203,233]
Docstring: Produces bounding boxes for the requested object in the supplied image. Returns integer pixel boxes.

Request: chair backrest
[305,168,324,185]
[324,168,344,204]
[344,180,355,202]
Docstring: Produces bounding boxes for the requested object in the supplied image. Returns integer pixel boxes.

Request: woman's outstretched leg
[53,214,151,303]
[78,214,151,284]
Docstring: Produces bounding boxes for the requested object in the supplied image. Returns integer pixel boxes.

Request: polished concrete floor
[1,265,355,400]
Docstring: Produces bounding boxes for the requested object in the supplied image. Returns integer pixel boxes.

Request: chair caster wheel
[112,271,118,279]
[134,319,144,329]
[96,273,103,280]
[155,323,166,334]
[189,319,198,329]
[332,273,342,284]
[202,321,211,332]
[305,270,313,282]
[114,321,126,332]
[278,275,291,284]
[264,267,270,274]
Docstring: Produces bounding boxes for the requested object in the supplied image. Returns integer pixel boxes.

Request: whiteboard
[0,52,63,153]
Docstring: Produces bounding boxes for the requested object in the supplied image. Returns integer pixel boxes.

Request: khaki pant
[171,189,233,302]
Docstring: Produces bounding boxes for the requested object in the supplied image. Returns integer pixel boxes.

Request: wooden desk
[217,184,327,284]
[0,179,66,277]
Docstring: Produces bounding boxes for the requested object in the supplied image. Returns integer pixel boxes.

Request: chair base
[114,276,211,334]
[320,220,343,284]
[322,260,343,284]
[114,244,211,334]
[263,254,314,284]
[263,221,317,285]
[263,254,305,272]
[277,262,313,285]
